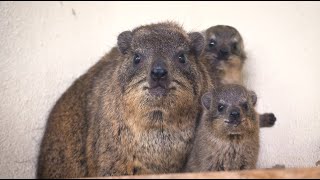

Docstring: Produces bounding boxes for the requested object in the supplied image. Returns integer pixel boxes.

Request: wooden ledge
[94,167,320,179]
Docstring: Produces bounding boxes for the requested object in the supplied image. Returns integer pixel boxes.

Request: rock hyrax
[37,22,210,178]
[185,84,260,172]
[202,25,246,85]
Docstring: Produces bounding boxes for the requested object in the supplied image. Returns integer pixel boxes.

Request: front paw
[260,113,276,128]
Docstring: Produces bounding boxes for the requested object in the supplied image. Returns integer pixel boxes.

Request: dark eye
[133,54,141,65]
[209,39,216,48]
[232,42,238,51]
[218,104,225,112]
[178,54,186,64]
[242,102,249,111]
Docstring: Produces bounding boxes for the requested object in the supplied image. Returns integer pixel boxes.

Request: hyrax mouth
[143,83,177,97]
[224,117,249,135]
[216,54,232,62]
[225,120,241,127]
[148,86,168,97]
[147,86,177,97]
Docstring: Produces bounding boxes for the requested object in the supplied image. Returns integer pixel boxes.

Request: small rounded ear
[188,32,205,58]
[201,92,212,111]
[117,31,132,54]
[249,91,257,106]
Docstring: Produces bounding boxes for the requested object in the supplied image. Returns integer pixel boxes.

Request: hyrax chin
[185,84,260,172]
[37,22,208,178]
[201,25,276,128]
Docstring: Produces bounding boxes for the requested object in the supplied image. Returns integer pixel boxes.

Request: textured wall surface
[0,1,320,178]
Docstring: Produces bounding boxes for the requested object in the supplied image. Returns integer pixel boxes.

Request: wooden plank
[92,167,320,179]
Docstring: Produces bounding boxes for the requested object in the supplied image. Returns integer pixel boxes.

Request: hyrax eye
[232,42,238,51]
[242,102,249,111]
[218,104,225,112]
[178,53,186,64]
[133,54,141,65]
[209,39,216,48]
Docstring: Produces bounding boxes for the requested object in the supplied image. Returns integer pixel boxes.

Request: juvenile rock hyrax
[185,84,260,172]
[202,25,246,85]
[201,25,276,128]
[37,22,211,178]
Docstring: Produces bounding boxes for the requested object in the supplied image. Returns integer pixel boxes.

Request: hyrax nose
[151,66,167,81]
[229,109,240,122]
[219,47,229,56]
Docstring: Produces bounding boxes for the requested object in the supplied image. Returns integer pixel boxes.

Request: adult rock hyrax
[185,84,260,172]
[37,22,211,178]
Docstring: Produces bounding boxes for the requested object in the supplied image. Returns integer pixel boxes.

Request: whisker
[125,77,147,94]
[172,79,187,89]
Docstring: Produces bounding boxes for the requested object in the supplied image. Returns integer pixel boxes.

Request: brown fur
[202,25,246,86]
[37,22,213,178]
[200,25,276,128]
[185,84,260,172]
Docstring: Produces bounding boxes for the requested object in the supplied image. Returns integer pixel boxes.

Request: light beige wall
[0,1,319,178]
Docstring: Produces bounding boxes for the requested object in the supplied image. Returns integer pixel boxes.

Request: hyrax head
[201,84,258,137]
[203,25,246,66]
[117,22,204,110]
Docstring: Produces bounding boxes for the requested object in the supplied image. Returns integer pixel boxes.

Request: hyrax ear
[188,32,205,58]
[117,31,132,54]
[201,92,212,111]
[249,91,257,106]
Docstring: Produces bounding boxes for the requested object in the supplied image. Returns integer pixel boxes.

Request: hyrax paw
[260,113,277,128]
[266,113,276,126]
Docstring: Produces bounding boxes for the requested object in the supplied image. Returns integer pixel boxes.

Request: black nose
[151,66,167,80]
[219,48,229,56]
[229,110,240,120]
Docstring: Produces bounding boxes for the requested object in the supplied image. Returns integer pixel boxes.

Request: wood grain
[91,167,320,179]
